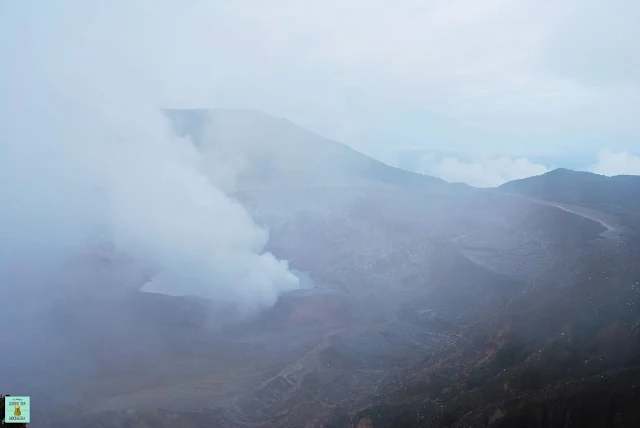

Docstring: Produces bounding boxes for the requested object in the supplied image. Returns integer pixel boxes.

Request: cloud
[3,0,636,164]
[0,2,299,311]
[590,150,640,176]
[204,0,640,151]
[418,149,640,186]
[420,155,550,187]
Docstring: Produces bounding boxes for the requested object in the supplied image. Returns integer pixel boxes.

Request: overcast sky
[3,0,639,186]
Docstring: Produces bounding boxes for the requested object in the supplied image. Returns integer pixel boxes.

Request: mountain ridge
[498,167,640,232]
[164,108,448,192]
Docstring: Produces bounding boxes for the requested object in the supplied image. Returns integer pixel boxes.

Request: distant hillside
[164,109,446,191]
[499,168,640,231]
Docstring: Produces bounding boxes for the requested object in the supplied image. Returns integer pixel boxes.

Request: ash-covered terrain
[4,110,640,428]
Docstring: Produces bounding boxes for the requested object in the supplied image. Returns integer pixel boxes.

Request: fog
[1,3,638,426]
[0,4,300,310]
[0,5,308,406]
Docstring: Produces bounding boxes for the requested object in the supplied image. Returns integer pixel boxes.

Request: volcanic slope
[41,111,639,428]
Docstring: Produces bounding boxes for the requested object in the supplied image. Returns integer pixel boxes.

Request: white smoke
[0,2,299,311]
